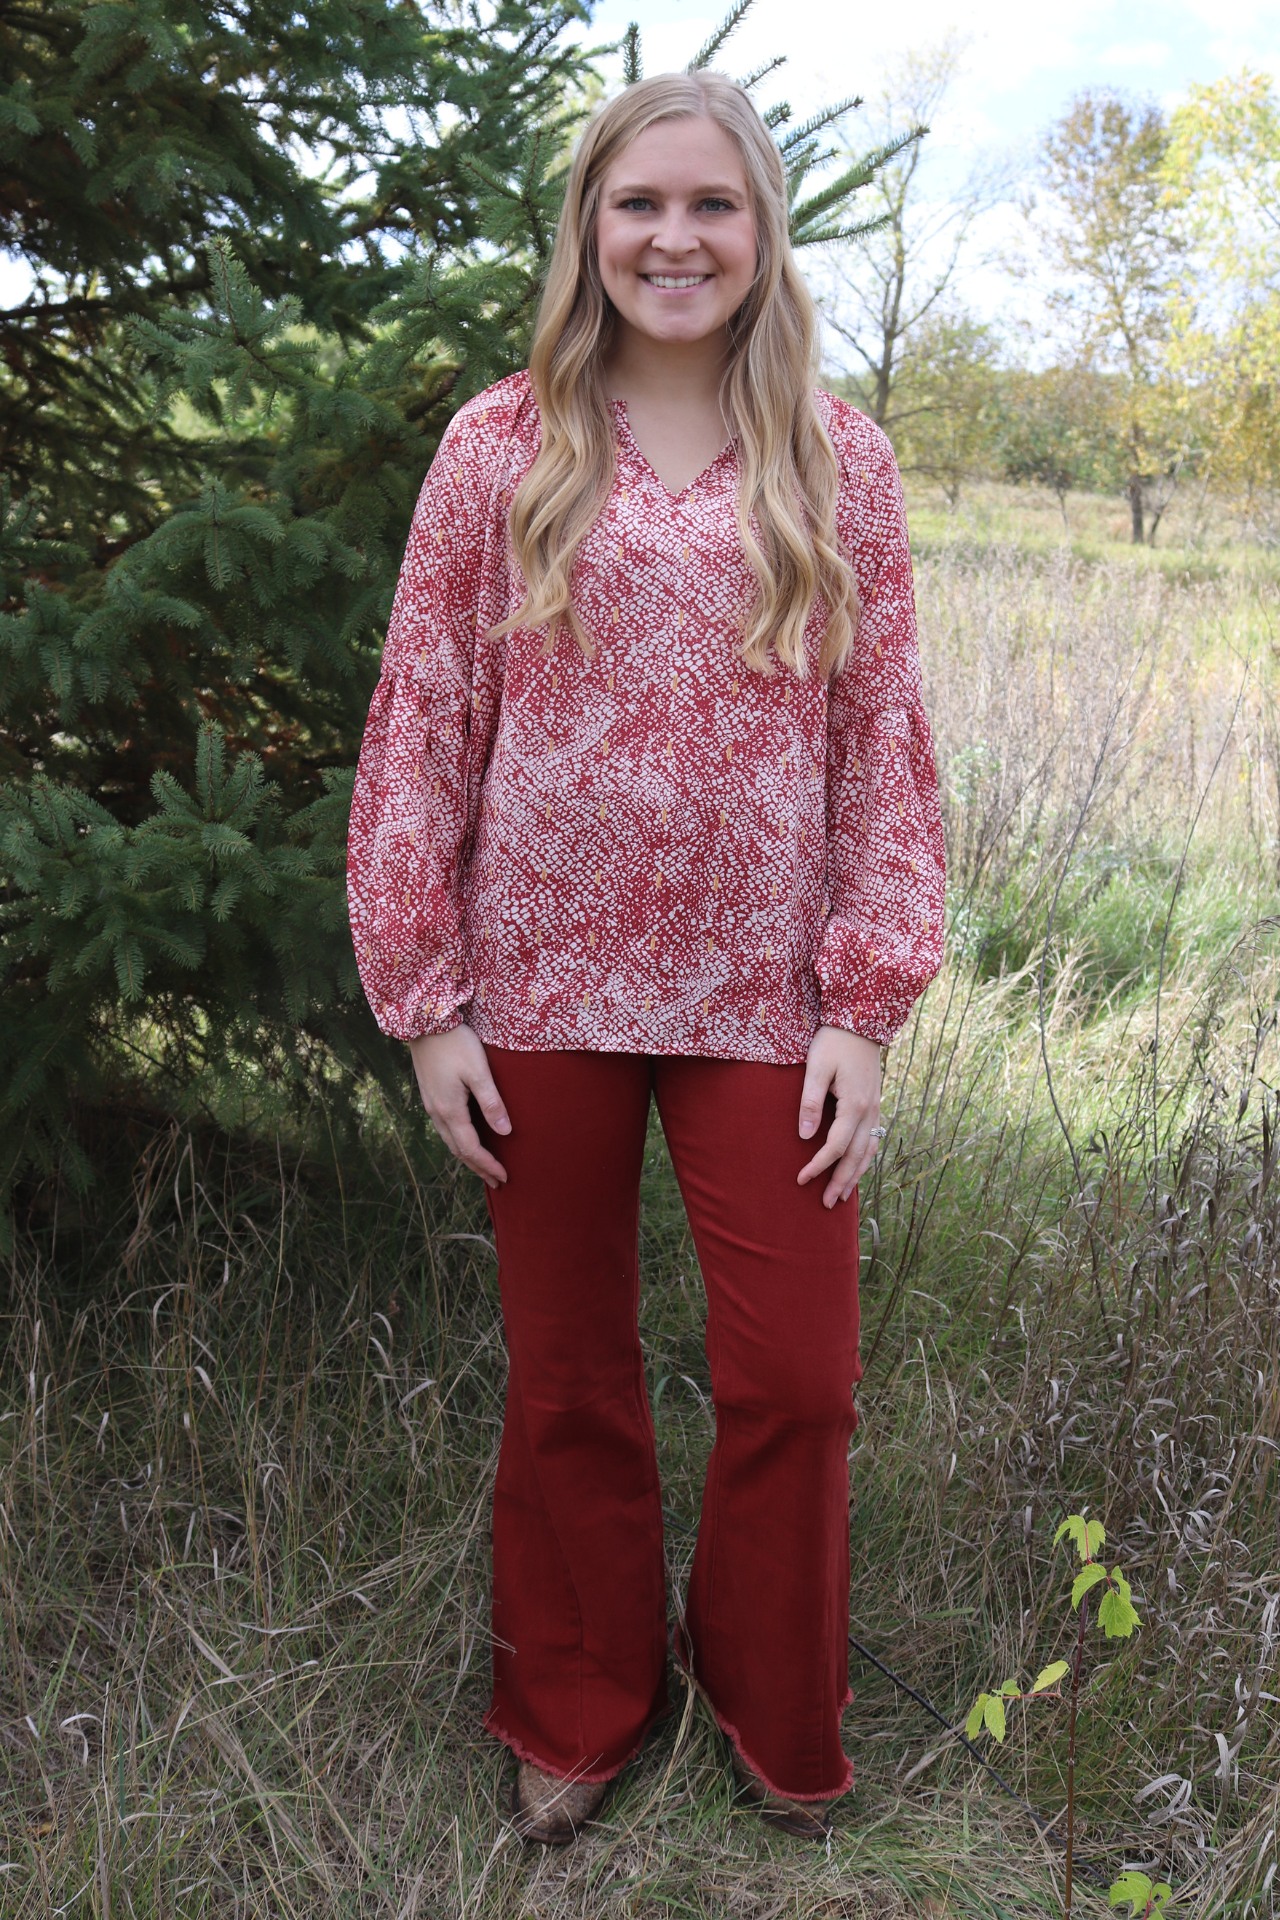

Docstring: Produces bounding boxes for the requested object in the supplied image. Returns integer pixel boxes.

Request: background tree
[1163,69,1280,524]
[1027,89,1188,543]
[996,365,1125,526]
[888,309,1001,508]
[0,0,897,1244]
[820,37,1008,431]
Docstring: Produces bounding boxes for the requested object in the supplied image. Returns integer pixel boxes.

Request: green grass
[4,486,1280,1918]
[904,475,1280,585]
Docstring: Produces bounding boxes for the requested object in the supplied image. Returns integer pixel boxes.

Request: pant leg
[654,1056,861,1802]
[478,1047,667,1781]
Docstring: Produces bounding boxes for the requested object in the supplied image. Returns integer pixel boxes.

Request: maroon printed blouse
[348,371,944,1062]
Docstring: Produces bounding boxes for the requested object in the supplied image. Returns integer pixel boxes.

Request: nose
[650,206,702,258]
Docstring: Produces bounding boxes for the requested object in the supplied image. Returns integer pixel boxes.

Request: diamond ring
[869,1126,887,1140]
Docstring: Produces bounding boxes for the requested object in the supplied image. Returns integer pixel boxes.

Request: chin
[634,302,727,335]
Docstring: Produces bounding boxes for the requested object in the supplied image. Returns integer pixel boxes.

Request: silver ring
[869,1126,887,1140]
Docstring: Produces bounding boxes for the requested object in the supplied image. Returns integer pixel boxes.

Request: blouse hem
[467,1009,817,1067]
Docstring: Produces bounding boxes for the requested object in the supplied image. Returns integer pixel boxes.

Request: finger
[447,1111,509,1187]
[797,1060,831,1142]
[823,1127,880,1208]
[430,1102,508,1187]
[796,1111,857,1185]
[466,1065,511,1136]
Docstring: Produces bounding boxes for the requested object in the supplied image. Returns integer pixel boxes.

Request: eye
[698,197,735,213]
[618,195,655,212]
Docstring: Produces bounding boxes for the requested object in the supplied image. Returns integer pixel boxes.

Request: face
[594,116,759,348]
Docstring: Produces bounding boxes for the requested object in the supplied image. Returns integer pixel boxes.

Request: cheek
[731,252,758,297]
[725,223,758,289]
[596,217,634,280]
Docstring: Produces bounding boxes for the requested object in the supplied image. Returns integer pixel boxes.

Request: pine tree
[1,0,893,1244]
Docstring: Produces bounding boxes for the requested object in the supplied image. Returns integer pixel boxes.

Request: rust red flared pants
[478,1049,862,1803]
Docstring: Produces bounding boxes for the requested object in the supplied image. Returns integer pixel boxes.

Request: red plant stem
[1064,1591,1091,1918]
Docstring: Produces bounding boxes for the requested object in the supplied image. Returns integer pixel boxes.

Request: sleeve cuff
[816,929,942,1047]
[372,985,471,1043]
[818,998,911,1049]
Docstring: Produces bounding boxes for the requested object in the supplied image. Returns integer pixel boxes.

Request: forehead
[601,115,749,194]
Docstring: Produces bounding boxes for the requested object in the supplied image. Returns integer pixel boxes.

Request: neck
[603,321,731,412]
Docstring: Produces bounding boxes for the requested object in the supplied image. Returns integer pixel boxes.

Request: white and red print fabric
[348,371,945,1063]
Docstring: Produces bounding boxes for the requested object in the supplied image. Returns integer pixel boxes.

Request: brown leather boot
[510,1761,608,1844]
[730,1752,833,1841]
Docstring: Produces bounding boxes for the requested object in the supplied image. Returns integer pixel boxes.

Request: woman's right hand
[407,1025,511,1188]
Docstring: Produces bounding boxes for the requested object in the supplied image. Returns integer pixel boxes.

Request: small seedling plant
[1109,1873,1172,1919]
[967,1514,1149,1918]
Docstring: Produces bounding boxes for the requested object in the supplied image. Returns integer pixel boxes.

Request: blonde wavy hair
[500,71,858,677]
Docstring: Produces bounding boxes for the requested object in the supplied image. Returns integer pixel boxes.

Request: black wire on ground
[849,1636,1110,1890]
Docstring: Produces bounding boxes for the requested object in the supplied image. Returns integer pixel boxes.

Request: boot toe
[511,1762,607,1844]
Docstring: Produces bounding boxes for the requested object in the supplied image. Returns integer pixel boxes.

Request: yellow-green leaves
[1098,1567,1141,1639]
[965,1675,1031,1742]
[1072,1560,1109,1608]
[1162,71,1280,505]
[1056,1511,1141,1633]
[1055,1513,1105,1562]
[1109,1871,1172,1917]
[1031,1660,1069,1693]
[965,1691,1008,1742]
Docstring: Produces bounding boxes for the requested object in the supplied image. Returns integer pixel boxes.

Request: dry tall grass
[3,519,1280,1918]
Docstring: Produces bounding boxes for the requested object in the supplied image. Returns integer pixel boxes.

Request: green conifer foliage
[0,0,886,1244]
[1,0,596,1233]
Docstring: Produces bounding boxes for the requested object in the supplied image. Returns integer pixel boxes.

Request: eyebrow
[605,180,747,199]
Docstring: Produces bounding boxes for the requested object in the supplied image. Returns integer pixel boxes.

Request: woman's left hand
[797,1026,883,1209]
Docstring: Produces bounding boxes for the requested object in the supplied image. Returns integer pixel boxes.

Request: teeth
[644,275,709,288]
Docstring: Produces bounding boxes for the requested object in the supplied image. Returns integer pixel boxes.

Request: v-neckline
[609,398,735,503]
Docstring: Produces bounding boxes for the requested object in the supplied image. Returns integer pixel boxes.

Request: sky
[587,0,1280,153]
[580,0,1280,363]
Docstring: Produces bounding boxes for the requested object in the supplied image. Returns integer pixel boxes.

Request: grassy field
[4,483,1280,1918]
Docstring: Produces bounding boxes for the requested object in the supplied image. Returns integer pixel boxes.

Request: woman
[348,71,944,1844]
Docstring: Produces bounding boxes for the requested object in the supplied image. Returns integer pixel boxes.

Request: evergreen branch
[791,212,892,249]
[623,22,642,86]
[844,125,929,181]
[738,57,787,93]
[776,97,866,155]
[687,0,756,73]
[789,163,885,229]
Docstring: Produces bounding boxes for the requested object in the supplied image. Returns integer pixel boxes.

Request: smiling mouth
[641,274,711,289]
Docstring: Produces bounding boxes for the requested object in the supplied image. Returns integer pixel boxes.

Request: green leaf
[1110,1872,1152,1912]
[965,1696,987,1741]
[1109,1871,1170,1916]
[1098,1568,1142,1639]
[1072,1561,1109,1608]
[1032,1661,1070,1693]
[1055,1513,1106,1562]
[983,1694,1007,1743]
[1000,1678,1021,1695]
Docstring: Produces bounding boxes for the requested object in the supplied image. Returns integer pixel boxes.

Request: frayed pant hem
[483,1703,668,1785]
[704,1693,854,1804]
[674,1627,854,1803]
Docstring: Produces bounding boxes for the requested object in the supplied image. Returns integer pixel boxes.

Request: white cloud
[1099,40,1173,67]
[1202,37,1280,78]
[1177,0,1280,29]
